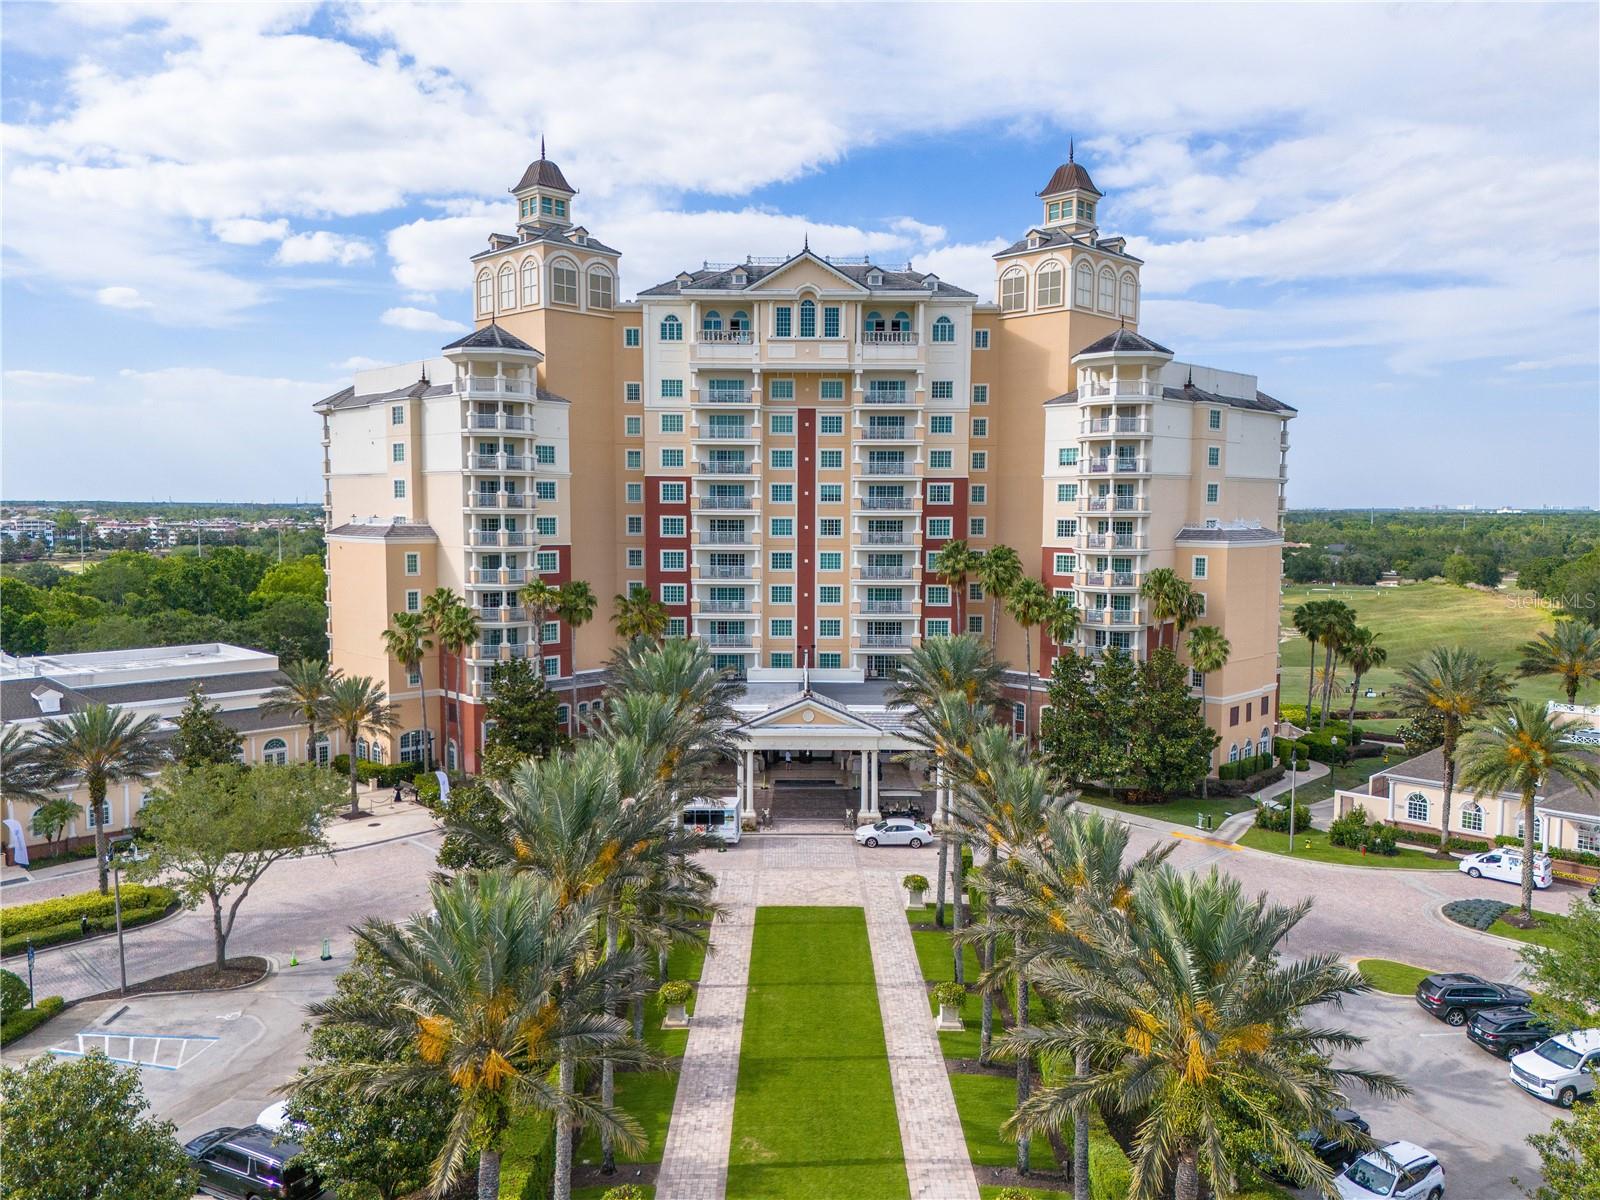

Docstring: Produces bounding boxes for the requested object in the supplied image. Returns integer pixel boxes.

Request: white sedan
[1459,848,1553,889]
[856,819,933,849]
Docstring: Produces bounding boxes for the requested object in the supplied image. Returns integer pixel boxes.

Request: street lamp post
[107,836,146,995]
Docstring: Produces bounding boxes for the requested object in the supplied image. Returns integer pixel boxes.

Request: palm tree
[1185,625,1231,797]
[1340,626,1387,727]
[261,658,338,765]
[975,544,1022,650]
[1458,700,1600,924]
[1519,620,1600,705]
[31,704,165,894]
[523,578,561,666]
[382,612,434,770]
[1007,577,1052,741]
[324,675,399,815]
[556,580,598,733]
[935,538,979,633]
[1042,591,1079,664]
[606,635,745,776]
[425,591,479,768]
[1395,647,1511,853]
[1004,868,1407,1200]
[612,585,670,642]
[1290,600,1334,722]
[1305,600,1358,727]
[299,870,647,1200]
[1139,568,1192,652]
[3,725,68,859]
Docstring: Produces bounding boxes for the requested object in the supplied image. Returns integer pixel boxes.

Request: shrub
[658,980,693,1007]
[901,874,930,893]
[993,1189,1032,1200]
[1253,801,1311,834]
[0,969,28,1016]
[1327,808,1397,855]
[0,995,65,1046]
[932,982,967,1010]
[1491,835,1600,868]
[1,900,174,958]
[1219,752,1275,782]
[0,885,177,937]
[1392,828,1491,854]
[1365,824,1399,856]
[1443,898,1512,932]
[601,1187,649,1200]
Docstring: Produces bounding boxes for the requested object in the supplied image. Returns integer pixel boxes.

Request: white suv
[1335,1141,1444,1199]
[1510,1029,1600,1108]
[1458,849,1553,889]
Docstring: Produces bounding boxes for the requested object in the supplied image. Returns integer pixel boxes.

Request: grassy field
[1238,825,1457,870]
[1356,958,1432,994]
[727,907,908,1200]
[1279,581,1567,714]
[1487,909,1573,949]
[1082,790,1247,829]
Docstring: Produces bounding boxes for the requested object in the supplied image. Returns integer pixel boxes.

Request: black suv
[184,1125,325,1199]
[1467,1006,1554,1058]
[1415,972,1530,1026]
[1259,1106,1370,1183]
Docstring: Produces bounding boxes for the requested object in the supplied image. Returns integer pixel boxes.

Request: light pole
[107,836,146,995]
[1287,754,1297,853]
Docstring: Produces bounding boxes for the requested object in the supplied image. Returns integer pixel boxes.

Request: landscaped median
[0,884,179,958]
[1442,898,1573,949]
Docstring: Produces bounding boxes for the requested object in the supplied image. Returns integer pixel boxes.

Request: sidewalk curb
[1430,902,1562,952]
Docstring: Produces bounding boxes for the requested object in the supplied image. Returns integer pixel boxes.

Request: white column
[868,749,880,816]
[932,764,945,823]
[859,751,870,818]
[743,750,757,816]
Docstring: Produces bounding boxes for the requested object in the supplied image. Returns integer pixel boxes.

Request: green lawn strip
[1080,790,1244,829]
[573,1187,653,1200]
[727,906,908,1200]
[1356,959,1433,995]
[1487,911,1572,949]
[643,937,707,1058]
[1284,757,1396,807]
[949,1072,1061,1173]
[576,1070,680,1166]
[912,928,983,992]
[1237,825,1457,869]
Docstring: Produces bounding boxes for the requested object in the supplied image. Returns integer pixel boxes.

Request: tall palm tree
[299,870,647,1200]
[975,544,1022,650]
[1,725,54,803]
[1004,868,1407,1200]
[1290,600,1334,722]
[261,658,338,765]
[31,704,165,894]
[612,585,669,642]
[1007,577,1052,741]
[556,580,598,732]
[1042,591,1080,666]
[1395,647,1510,853]
[1315,602,1357,728]
[1185,626,1231,797]
[382,612,434,770]
[1139,568,1192,652]
[1458,700,1600,923]
[324,675,399,815]
[1340,626,1387,727]
[425,592,479,768]
[523,578,561,665]
[1519,620,1600,706]
[935,537,979,633]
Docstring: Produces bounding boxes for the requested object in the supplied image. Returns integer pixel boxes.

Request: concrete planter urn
[659,980,693,1028]
[932,982,967,1032]
[902,873,930,909]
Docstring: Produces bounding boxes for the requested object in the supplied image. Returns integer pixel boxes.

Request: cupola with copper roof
[1038,141,1101,235]
[511,138,577,228]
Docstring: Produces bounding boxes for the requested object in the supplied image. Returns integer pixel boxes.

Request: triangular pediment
[747,251,868,294]
[738,693,883,733]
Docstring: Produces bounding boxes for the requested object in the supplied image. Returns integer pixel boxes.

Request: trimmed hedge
[1218,752,1274,781]
[1328,809,1397,855]
[1490,835,1600,868]
[330,756,419,789]
[1254,801,1311,833]
[1,885,176,937]
[1443,898,1512,932]
[1,969,28,1015]
[2,901,175,958]
[1388,828,1491,854]
[0,995,65,1046]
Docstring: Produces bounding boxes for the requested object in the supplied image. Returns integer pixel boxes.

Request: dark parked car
[1259,1107,1371,1183]
[1467,1006,1555,1058]
[1415,972,1530,1026]
[184,1124,325,1199]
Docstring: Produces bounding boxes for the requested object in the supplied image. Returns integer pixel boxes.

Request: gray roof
[994,226,1142,263]
[1163,381,1296,415]
[639,251,976,299]
[1038,159,1101,197]
[1078,329,1173,357]
[1173,525,1282,545]
[1378,746,1600,819]
[442,323,538,353]
[326,521,438,541]
[511,156,576,195]
[471,223,620,261]
[315,379,450,413]
[1,669,290,723]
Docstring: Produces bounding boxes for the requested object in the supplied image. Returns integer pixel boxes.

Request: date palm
[1290,600,1336,723]
[1458,699,1600,924]
[935,537,979,632]
[612,586,669,642]
[1340,626,1387,727]
[324,675,398,815]
[382,612,434,770]
[1139,568,1193,652]
[1186,625,1231,797]
[1007,577,1052,741]
[261,658,338,765]
[1313,601,1357,727]
[1042,591,1079,663]
[425,592,479,767]
[1519,620,1600,706]
[1003,867,1407,1200]
[1,725,55,803]
[556,580,598,732]
[523,578,561,665]
[31,704,165,894]
[1395,647,1510,854]
[299,870,647,1200]
[975,544,1022,650]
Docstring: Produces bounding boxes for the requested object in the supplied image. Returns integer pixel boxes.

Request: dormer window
[731,270,747,286]
[867,271,883,286]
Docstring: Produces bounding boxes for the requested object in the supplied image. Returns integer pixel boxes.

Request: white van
[1510,1028,1600,1107]
[680,799,742,845]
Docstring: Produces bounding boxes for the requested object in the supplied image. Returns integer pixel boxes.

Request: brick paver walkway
[860,868,982,1200]
[655,868,757,1200]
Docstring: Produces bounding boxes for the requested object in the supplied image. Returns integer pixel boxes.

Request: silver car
[855,819,932,848]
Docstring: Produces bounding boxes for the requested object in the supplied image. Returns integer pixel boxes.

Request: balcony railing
[697,330,754,344]
[864,530,911,545]
[702,564,752,579]
[1080,382,1157,399]
[1081,497,1147,513]
[469,413,531,430]
[860,425,912,440]
[863,391,912,405]
[864,601,910,614]
[1082,609,1142,627]
[858,495,912,510]
[699,496,753,510]
[701,531,752,545]
[1080,572,1139,589]
[860,460,911,475]
[698,459,753,475]
[861,331,918,345]
[473,531,502,546]
[863,633,911,648]
[697,387,753,404]
[475,607,528,624]
[700,600,751,614]
[696,426,755,440]
[504,531,527,546]
[1082,416,1151,434]
[706,635,753,649]
[458,378,533,397]
[1084,457,1149,474]
[862,565,915,580]
[471,492,501,507]
[1080,534,1148,550]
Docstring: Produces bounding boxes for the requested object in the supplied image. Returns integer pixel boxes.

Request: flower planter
[906,888,926,909]
[935,1002,965,1032]
[662,1002,690,1028]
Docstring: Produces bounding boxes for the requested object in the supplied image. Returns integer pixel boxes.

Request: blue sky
[3,2,1597,507]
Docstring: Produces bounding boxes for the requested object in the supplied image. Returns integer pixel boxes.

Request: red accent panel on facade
[1040,544,1075,662]
[921,478,969,632]
[459,697,485,776]
[797,410,817,653]
[645,475,690,622]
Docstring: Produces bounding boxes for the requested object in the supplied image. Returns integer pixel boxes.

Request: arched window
[660,314,682,341]
[999,268,1027,312]
[931,316,955,343]
[521,258,539,306]
[399,730,428,765]
[1119,273,1138,320]
[447,739,459,771]
[262,737,288,766]
[1074,261,1095,308]
[1098,268,1116,312]
[1405,792,1429,823]
[498,265,516,311]
[702,310,723,333]
[313,733,330,767]
[587,266,614,311]
[798,298,817,338]
[864,310,885,333]
[476,271,493,315]
[891,311,911,332]
[1228,743,1240,763]
[1515,812,1544,844]
[1257,729,1271,757]
[1460,803,1485,833]
[1036,262,1064,308]
[730,310,750,333]
[356,737,369,761]
[549,259,578,305]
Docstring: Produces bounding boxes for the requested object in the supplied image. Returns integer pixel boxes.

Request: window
[550,262,578,305]
[1036,262,1064,307]
[971,384,988,405]
[929,414,954,434]
[818,556,842,575]
[1057,483,1078,502]
[540,621,560,645]
[1577,823,1600,852]
[660,448,684,469]
[535,516,557,537]
[660,550,686,571]
[1000,268,1026,312]
[928,517,952,538]
[770,618,794,638]
[820,382,844,403]
[769,413,794,434]
[971,418,988,437]
[928,482,953,504]
[768,584,794,605]
[660,314,683,341]
[770,449,794,469]
[535,444,556,465]
[819,450,843,470]
[1515,813,1545,843]
[768,379,795,401]
[625,382,641,403]
[970,485,986,503]
[824,306,840,338]
[667,618,687,638]
[970,451,987,471]
[929,450,953,470]
[658,412,684,434]
[1053,553,1076,574]
[624,416,642,437]
[814,651,840,669]
[1207,446,1220,468]
[660,515,686,537]
[477,271,492,314]
[626,515,643,534]
[405,589,421,612]
[625,450,642,471]
[925,619,951,637]
[973,329,990,349]
[769,517,793,537]
[1059,447,1079,466]
[1205,483,1220,504]
[926,585,951,606]
[626,548,643,568]
[1405,793,1429,823]
[393,479,406,499]
[660,480,686,502]
[624,326,640,348]
[770,551,793,571]
[1098,268,1116,312]
[770,652,794,669]
[1056,519,1077,538]
[819,483,842,502]
[1119,274,1138,319]
[391,405,405,425]
[969,517,986,537]
[774,305,792,338]
[661,584,686,605]
[770,483,794,503]
[798,299,816,338]
[816,618,840,639]
[931,316,955,342]
[819,518,842,537]
[931,380,954,400]
[404,552,420,575]
[1192,555,1208,579]
[262,737,289,766]
[1460,803,1485,833]
[661,379,684,399]
[587,267,614,310]
[536,551,559,573]
[820,413,844,434]
[1208,408,1222,430]
[1074,260,1094,307]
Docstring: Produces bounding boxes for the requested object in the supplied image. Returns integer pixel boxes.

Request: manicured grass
[644,937,708,1058]
[1357,958,1432,995]
[573,1187,654,1200]
[1283,756,1394,807]
[727,906,908,1199]
[1238,825,1458,869]
[576,1070,681,1165]
[1082,791,1246,830]
[1280,582,1563,710]
[949,1072,1061,1172]
[912,928,983,989]
[1488,909,1573,949]
[980,1187,1073,1200]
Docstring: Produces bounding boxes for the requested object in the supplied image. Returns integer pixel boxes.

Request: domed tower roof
[1037,143,1101,199]
[511,137,577,196]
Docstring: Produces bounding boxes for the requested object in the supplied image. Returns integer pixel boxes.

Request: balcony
[1080,497,1149,514]
[1080,381,1158,399]
[863,530,913,546]
[700,531,752,546]
[863,600,911,615]
[1079,572,1140,590]
[702,564,753,579]
[457,377,533,398]
[475,607,528,624]
[1081,609,1143,627]
[698,496,753,510]
[695,386,754,404]
[697,458,755,475]
[698,330,755,345]
[694,425,758,441]
[1080,533,1148,551]
[468,413,532,431]
[861,330,919,345]
[706,635,753,649]
[691,331,759,364]
[857,494,915,511]
[862,632,911,649]
[1082,457,1149,475]
[699,599,752,614]
[858,459,913,477]
[861,388,914,405]
[859,424,914,440]
[1082,416,1151,435]
[473,531,502,546]
[861,565,916,580]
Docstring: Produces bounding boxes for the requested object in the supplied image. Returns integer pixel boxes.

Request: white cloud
[213,217,290,245]
[380,306,467,334]
[274,230,374,266]
[95,285,153,309]
[3,369,94,386]
[333,355,386,371]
